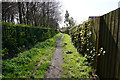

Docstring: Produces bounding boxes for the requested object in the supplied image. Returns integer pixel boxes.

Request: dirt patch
[44,35,64,78]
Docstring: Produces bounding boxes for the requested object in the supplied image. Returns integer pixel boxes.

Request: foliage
[69,20,96,66]
[69,20,106,69]
[2,22,58,59]
[64,10,76,27]
[2,33,62,78]
[60,27,70,34]
[62,34,93,78]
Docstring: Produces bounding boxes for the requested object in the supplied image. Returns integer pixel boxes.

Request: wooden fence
[91,8,120,79]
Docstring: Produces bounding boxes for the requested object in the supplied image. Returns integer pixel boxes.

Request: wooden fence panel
[115,8,120,79]
[91,8,120,79]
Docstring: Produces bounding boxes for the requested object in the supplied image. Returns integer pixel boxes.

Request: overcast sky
[59,0,120,27]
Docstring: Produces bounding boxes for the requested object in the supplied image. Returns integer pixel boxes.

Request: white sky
[59,0,120,27]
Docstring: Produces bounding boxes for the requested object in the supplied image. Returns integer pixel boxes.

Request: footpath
[44,35,64,78]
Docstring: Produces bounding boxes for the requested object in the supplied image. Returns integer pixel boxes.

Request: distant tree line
[2,1,62,28]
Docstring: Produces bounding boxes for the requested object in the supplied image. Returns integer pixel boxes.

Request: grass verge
[2,33,62,78]
[62,34,93,78]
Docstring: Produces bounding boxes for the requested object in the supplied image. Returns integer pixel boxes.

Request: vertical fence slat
[101,16,104,78]
[110,9,115,78]
[118,8,120,80]
[96,17,100,74]
[107,10,114,78]
[105,13,109,78]
[112,9,118,79]
[104,13,108,78]
[107,11,112,78]
[97,16,103,77]
[102,14,106,78]
[115,8,120,79]
[113,9,119,79]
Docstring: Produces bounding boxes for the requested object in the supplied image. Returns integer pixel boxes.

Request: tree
[64,10,76,27]
[2,2,18,23]
[2,1,62,29]
[64,10,69,27]
[17,2,22,24]
[68,17,76,27]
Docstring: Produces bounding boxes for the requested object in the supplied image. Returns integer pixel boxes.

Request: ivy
[69,20,96,67]
[69,20,106,68]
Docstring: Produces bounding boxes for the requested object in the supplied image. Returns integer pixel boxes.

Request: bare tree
[2,1,62,28]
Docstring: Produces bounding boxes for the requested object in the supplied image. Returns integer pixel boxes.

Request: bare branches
[2,1,62,28]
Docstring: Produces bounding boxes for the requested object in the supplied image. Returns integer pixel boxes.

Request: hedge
[2,22,58,59]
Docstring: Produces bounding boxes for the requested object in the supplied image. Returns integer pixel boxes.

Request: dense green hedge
[69,20,96,67]
[2,22,58,59]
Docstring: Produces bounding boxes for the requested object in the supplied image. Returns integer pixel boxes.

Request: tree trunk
[18,2,22,24]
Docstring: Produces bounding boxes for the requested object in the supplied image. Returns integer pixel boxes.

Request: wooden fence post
[96,16,100,73]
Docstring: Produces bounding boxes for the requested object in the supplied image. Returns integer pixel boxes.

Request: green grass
[62,34,93,78]
[2,33,62,78]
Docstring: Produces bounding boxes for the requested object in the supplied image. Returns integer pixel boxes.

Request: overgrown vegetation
[2,22,58,60]
[2,33,62,78]
[69,20,96,67]
[62,34,93,78]
[69,20,106,69]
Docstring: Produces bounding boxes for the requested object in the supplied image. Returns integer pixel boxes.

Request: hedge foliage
[69,20,96,66]
[2,22,58,59]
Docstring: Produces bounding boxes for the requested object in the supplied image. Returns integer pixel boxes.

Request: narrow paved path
[44,35,64,78]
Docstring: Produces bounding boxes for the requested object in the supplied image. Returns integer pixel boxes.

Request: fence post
[96,16,100,73]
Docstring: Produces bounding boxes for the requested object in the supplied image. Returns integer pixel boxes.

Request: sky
[0,0,119,27]
[59,0,120,27]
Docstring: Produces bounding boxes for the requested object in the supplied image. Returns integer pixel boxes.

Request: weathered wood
[108,11,114,78]
[118,8,120,80]
[107,11,112,78]
[91,8,120,79]
[112,9,118,79]
[110,9,115,78]
[102,14,106,78]
[105,13,109,78]
[115,8,120,79]
[96,17,100,75]
[98,16,103,76]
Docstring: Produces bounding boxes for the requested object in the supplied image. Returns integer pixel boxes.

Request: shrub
[2,22,58,59]
[69,20,96,66]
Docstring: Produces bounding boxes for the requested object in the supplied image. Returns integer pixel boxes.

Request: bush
[69,20,96,66]
[2,22,58,59]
